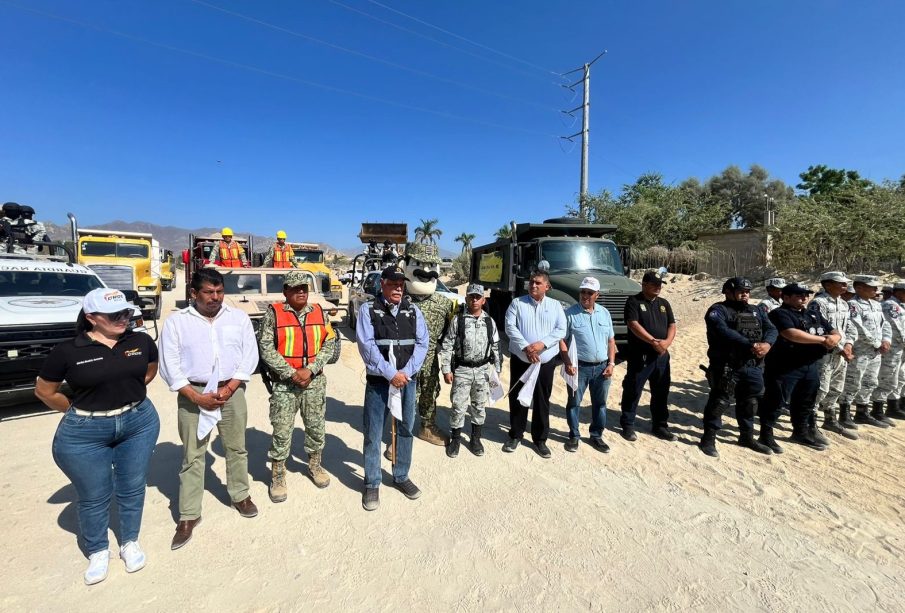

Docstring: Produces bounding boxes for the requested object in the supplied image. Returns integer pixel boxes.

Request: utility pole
[562,51,606,221]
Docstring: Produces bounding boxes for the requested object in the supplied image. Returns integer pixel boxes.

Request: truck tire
[328,334,341,364]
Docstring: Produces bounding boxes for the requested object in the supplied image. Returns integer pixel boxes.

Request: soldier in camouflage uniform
[439,283,501,458]
[1,202,28,254]
[841,275,893,427]
[874,282,905,421]
[18,205,48,244]
[258,269,337,501]
[809,271,859,439]
[403,242,455,446]
[757,278,786,316]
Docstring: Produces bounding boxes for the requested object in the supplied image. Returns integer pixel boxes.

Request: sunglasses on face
[412,269,439,282]
[286,285,309,293]
[97,309,133,322]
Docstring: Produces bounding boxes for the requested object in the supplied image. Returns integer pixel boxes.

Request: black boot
[854,404,887,428]
[871,401,894,427]
[838,403,858,430]
[822,407,858,440]
[886,398,905,420]
[808,412,830,446]
[738,431,772,455]
[758,425,783,454]
[446,428,461,458]
[698,428,718,458]
[469,424,485,456]
[790,425,827,450]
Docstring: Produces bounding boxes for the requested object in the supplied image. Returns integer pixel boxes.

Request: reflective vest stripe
[272,304,330,369]
[218,241,242,267]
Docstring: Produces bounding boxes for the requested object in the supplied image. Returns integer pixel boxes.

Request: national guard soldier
[841,275,893,427]
[0,202,29,254]
[438,283,501,458]
[258,269,336,501]
[18,205,48,243]
[758,278,786,316]
[875,281,905,421]
[809,272,859,439]
[699,277,777,458]
[263,230,294,268]
[761,283,840,451]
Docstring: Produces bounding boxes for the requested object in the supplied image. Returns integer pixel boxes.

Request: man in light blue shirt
[560,277,617,453]
[503,270,567,458]
[355,265,429,511]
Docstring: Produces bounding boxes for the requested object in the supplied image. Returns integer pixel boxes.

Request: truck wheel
[328,334,341,364]
[153,299,162,320]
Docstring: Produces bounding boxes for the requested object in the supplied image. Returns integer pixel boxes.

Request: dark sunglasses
[97,309,133,322]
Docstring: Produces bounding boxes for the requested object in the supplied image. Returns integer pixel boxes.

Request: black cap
[781,283,813,296]
[724,277,753,293]
[641,271,663,285]
[381,265,408,281]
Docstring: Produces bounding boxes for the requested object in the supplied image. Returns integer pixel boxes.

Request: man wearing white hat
[808,271,859,438]
[875,281,905,421]
[841,275,893,427]
[758,278,786,316]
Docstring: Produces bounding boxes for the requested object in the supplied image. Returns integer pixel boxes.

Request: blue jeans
[565,363,612,438]
[363,379,416,489]
[52,398,160,555]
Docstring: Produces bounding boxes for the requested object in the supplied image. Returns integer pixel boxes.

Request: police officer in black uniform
[699,277,778,458]
[761,283,840,452]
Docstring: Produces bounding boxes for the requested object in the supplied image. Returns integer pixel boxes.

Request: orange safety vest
[218,241,243,267]
[272,243,293,268]
[273,303,333,368]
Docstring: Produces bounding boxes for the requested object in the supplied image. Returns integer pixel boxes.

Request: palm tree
[414,218,442,245]
[454,232,476,254]
[494,222,515,240]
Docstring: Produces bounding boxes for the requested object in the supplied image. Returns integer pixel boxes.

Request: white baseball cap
[579,277,600,292]
[82,288,132,314]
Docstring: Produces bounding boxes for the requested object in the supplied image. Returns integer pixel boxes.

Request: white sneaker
[84,550,110,585]
[120,540,146,573]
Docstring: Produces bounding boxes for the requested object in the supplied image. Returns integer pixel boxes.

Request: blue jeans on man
[566,362,612,439]
[52,398,160,555]
[363,379,416,489]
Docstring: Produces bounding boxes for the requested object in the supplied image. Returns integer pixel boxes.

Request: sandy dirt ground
[2,271,904,612]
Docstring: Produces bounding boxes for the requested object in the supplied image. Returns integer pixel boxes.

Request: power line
[188,0,558,112]
[1,1,559,138]
[326,0,558,85]
[365,0,565,80]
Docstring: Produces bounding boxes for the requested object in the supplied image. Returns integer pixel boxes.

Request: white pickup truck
[0,253,119,401]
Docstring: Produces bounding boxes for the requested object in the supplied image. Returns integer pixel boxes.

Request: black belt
[189,380,231,388]
[578,359,607,366]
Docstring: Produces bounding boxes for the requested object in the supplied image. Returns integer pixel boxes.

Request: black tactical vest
[370,297,418,369]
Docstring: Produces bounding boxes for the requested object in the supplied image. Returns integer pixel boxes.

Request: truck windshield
[81,241,149,259]
[0,271,105,297]
[540,240,623,274]
[294,250,324,264]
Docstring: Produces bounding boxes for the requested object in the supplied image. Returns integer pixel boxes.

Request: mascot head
[404,242,441,296]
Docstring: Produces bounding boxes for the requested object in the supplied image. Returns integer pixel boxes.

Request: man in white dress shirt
[159,268,260,550]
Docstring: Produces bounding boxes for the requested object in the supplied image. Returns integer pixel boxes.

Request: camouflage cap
[466,283,484,296]
[765,278,786,288]
[404,241,441,265]
[819,271,851,284]
[283,269,310,288]
[852,274,880,288]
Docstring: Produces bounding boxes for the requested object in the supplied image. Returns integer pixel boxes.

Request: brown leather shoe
[171,517,201,550]
[233,496,258,518]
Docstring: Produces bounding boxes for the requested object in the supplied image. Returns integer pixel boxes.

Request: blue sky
[2,0,903,252]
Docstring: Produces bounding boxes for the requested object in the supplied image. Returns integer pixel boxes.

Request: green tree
[796,165,872,196]
[704,164,794,228]
[494,222,514,240]
[454,232,476,254]
[413,218,442,245]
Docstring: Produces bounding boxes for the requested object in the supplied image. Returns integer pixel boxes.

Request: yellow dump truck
[159,245,175,291]
[69,217,162,319]
[287,242,342,303]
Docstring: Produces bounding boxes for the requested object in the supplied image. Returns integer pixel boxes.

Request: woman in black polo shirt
[35,288,160,586]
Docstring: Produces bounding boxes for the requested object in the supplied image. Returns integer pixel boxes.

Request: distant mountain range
[43,218,460,259]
